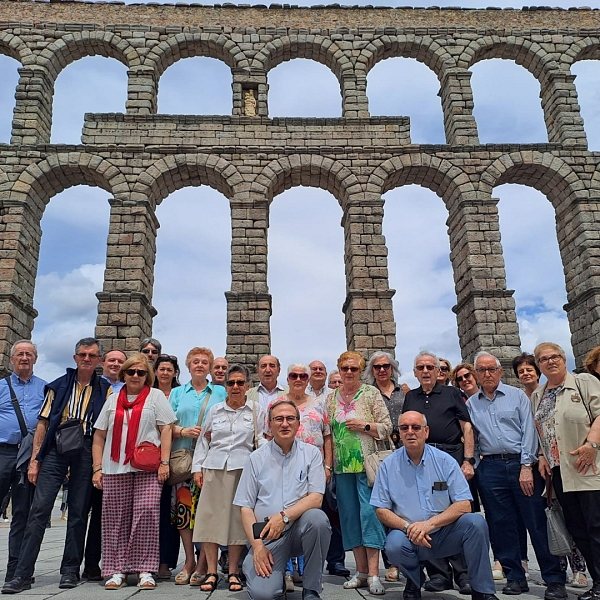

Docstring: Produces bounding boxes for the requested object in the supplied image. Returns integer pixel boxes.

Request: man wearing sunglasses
[371,411,497,600]
[403,351,475,595]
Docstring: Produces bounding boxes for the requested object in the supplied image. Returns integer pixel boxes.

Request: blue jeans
[14,440,93,579]
[476,457,564,584]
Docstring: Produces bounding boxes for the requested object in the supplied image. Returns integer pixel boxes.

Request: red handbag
[131,442,161,472]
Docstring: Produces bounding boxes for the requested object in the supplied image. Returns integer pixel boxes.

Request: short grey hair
[10,340,37,357]
[227,363,249,381]
[75,337,103,355]
[287,362,311,376]
[474,351,501,368]
[413,350,440,369]
[328,370,339,383]
[139,337,162,353]
[364,351,401,385]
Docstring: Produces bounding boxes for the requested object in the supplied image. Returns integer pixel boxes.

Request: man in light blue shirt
[467,351,565,599]
[371,410,496,600]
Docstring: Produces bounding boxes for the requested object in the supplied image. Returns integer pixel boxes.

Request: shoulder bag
[167,388,212,485]
[5,377,35,479]
[364,432,396,487]
[544,474,572,556]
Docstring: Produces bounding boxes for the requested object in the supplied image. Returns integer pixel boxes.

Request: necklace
[225,405,244,431]
[340,386,359,402]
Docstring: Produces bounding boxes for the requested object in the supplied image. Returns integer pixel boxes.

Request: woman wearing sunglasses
[326,351,392,596]
[92,353,177,590]
[451,364,478,402]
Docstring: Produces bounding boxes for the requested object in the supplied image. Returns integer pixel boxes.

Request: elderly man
[371,411,497,600]
[234,399,331,600]
[247,355,288,412]
[210,357,228,387]
[467,351,566,600]
[328,370,342,389]
[2,337,110,594]
[403,351,475,594]
[307,361,328,400]
[0,341,46,583]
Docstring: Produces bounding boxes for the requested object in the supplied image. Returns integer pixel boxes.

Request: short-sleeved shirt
[94,387,177,475]
[0,373,46,443]
[370,444,472,533]
[233,439,325,523]
[403,383,470,445]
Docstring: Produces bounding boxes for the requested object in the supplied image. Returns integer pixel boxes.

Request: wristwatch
[160,460,170,466]
[586,440,599,449]
[364,423,371,432]
[280,511,290,524]
[402,521,410,534]
[463,457,476,465]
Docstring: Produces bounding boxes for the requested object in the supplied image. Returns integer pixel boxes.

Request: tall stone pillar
[342,197,396,359]
[232,68,268,117]
[0,199,42,374]
[342,72,369,118]
[126,66,158,115]
[11,66,54,145]
[226,198,271,372]
[95,198,158,353]
[448,196,521,371]
[540,70,587,147]
[439,69,480,145]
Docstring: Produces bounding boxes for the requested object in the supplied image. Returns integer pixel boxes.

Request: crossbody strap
[4,376,28,438]
[252,397,258,450]
[191,388,212,450]
[573,377,595,425]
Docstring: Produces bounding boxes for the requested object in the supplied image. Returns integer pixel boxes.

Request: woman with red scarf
[92,353,176,590]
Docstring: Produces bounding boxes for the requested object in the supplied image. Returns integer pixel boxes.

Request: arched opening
[0,54,20,143]
[367,57,445,144]
[571,60,600,150]
[152,186,230,364]
[32,185,110,381]
[157,57,232,115]
[268,59,341,117]
[471,58,547,143]
[495,183,573,369]
[268,187,346,373]
[382,185,460,388]
[51,56,127,144]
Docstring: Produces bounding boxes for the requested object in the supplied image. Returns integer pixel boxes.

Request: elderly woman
[92,353,176,590]
[168,347,226,585]
[451,363,478,401]
[327,350,392,596]
[192,364,266,593]
[533,342,600,600]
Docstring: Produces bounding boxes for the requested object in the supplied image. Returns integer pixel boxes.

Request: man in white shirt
[306,361,328,400]
[246,355,288,412]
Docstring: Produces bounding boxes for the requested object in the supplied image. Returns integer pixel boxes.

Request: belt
[428,443,462,452]
[482,453,520,460]
[0,442,19,448]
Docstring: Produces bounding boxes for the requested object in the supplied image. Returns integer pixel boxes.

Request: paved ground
[0,505,589,600]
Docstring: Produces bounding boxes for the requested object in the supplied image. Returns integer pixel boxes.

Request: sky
[1,0,599,386]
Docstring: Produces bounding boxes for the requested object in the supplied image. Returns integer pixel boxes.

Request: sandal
[385,567,399,582]
[343,572,368,589]
[105,574,127,590]
[137,573,156,590]
[200,573,219,592]
[190,572,207,586]
[175,571,191,585]
[228,573,244,592]
[569,573,588,588]
[368,575,386,595]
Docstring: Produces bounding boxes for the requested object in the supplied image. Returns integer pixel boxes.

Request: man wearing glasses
[3,338,110,594]
[371,411,497,600]
[403,351,475,594]
[467,351,566,600]
[234,399,331,600]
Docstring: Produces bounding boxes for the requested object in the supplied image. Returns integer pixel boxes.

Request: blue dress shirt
[466,382,537,465]
[0,373,47,444]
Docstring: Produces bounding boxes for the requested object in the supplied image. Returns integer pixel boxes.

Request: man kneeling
[370,411,497,600]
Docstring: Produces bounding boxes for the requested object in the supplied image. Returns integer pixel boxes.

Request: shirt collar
[272,437,298,457]
[307,384,326,395]
[418,382,442,396]
[11,371,34,385]
[401,444,430,466]
[183,381,213,394]
[258,382,284,395]
[477,381,507,401]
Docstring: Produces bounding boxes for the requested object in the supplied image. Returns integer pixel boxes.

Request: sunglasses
[400,424,424,432]
[142,349,159,355]
[373,364,391,371]
[159,353,178,361]
[475,367,500,374]
[415,364,436,371]
[288,373,309,381]
[340,366,359,373]
[440,366,450,372]
[124,369,147,377]
[226,380,246,387]
[76,352,100,359]
[455,373,473,383]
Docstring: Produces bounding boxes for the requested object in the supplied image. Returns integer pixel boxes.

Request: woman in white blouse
[192,364,266,593]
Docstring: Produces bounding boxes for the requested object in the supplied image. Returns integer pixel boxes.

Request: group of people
[0,337,598,600]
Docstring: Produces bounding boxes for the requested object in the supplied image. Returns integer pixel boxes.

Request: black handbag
[55,418,85,456]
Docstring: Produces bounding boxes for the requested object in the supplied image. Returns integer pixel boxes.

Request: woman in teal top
[168,347,226,586]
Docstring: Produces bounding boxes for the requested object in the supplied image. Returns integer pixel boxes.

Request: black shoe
[327,563,350,577]
[302,590,321,600]
[545,583,568,600]
[82,565,102,582]
[502,580,529,595]
[472,592,499,600]
[579,585,600,600]
[404,578,422,600]
[2,578,32,594]
[424,577,453,592]
[459,581,472,595]
[58,573,80,589]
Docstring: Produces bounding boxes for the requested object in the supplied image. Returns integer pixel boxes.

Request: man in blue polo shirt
[370,411,497,600]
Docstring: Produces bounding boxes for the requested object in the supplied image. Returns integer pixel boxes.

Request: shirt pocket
[430,490,451,514]
[212,415,228,432]
[496,410,516,425]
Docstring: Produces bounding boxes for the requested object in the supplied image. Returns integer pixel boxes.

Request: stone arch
[145,33,248,80]
[561,37,600,67]
[132,154,243,206]
[0,31,33,65]
[0,165,9,187]
[38,32,141,81]
[367,154,474,207]
[254,155,362,207]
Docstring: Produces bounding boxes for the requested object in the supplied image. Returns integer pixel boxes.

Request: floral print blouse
[535,385,561,468]
[326,384,392,474]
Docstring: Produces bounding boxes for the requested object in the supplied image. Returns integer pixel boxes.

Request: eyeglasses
[415,364,436,371]
[373,364,391,371]
[310,366,326,372]
[142,349,159,355]
[271,416,299,424]
[124,369,147,377]
[456,373,473,383]
[288,373,309,381]
[400,424,424,432]
[76,352,100,359]
[226,380,246,387]
[538,354,563,365]
[475,367,500,374]
[340,366,359,373]
[440,366,450,372]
